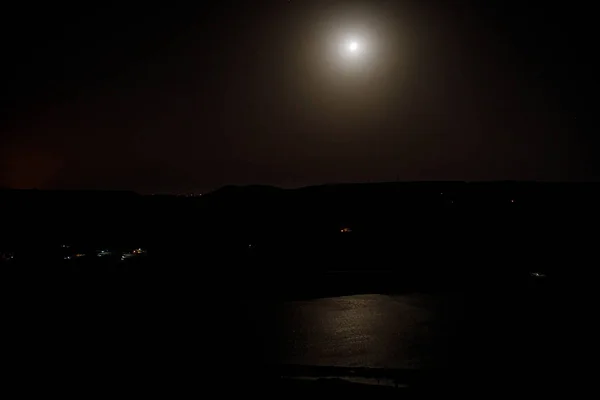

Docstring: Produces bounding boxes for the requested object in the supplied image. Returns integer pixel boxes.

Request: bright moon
[349,42,359,52]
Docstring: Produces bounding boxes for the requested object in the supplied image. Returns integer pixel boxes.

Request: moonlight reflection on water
[273,294,449,369]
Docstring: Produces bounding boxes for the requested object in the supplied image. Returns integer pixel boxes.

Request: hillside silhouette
[1,181,596,289]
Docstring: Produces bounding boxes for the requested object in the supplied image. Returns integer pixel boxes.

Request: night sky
[1,1,584,193]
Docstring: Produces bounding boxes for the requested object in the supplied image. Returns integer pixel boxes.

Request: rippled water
[242,288,555,373]
[7,280,561,393]
[270,294,448,369]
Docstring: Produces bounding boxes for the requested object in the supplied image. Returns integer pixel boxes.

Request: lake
[233,286,555,374]
[266,293,451,369]
[7,277,564,392]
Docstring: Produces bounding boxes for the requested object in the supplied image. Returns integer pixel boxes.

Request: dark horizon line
[2,179,600,196]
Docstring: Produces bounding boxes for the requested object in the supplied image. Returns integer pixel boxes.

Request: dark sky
[0,1,585,193]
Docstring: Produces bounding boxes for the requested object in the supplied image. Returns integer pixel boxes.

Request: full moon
[349,41,359,52]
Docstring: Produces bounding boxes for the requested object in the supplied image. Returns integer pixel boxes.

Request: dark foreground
[5,268,585,396]
[2,182,595,394]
